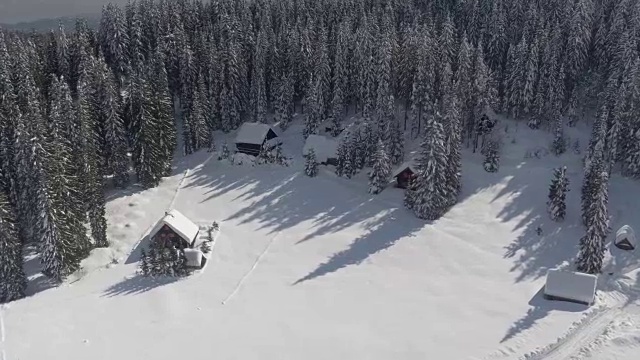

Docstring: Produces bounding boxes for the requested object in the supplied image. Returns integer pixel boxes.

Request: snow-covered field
[2,119,640,359]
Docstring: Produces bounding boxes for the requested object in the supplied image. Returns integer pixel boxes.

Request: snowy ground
[2,118,640,359]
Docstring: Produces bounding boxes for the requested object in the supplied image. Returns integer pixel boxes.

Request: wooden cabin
[234,122,281,156]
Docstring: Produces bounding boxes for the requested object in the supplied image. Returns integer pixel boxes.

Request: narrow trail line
[222,232,280,305]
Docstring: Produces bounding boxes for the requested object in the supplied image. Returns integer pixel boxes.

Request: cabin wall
[236,142,263,156]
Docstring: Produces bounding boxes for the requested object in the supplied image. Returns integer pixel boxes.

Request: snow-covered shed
[150,210,200,249]
[234,122,281,156]
[303,134,338,165]
[615,225,636,250]
[391,161,418,189]
[544,269,597,306]
[183,248,205,268]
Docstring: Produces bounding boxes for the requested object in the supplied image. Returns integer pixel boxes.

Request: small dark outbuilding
[234,122,281,156]
[391,161,418,189]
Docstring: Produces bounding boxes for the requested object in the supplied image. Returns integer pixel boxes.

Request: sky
[0,0,127,24]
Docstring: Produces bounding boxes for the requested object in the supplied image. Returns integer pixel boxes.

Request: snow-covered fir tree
[547,166,570,222]
[304,148,319,177]
[576,170,609,274]
[89,56,129,188]
[0,192,27,303]
[139,248,150,276]
[482,138,500,173]
[550,112,567,156]
[368,140,391,195]
[411,113,450,220]
[303,77,322,139]
[388,114,405,165]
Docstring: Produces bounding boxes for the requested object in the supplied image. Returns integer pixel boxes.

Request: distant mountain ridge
[0,14,100,32]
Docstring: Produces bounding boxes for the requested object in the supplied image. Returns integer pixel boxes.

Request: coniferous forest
[1,0,640,302]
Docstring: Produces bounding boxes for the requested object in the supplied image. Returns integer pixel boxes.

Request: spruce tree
[388,115,405,165]
[139,248,150,276]
[368,140,391,195]
[77,78,108,248]
[148,49,176,177]
[0,192,27,303]
[483,138,500,173]
[304,149,319,177]
[576,170,609,274]
[547,166,570,222]
[90,56,129,188]
[412,113,450,220]
[275,73,294,131]
[550,112,567,156]
[303,78,321,139]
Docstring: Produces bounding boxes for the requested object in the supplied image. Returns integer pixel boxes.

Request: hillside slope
[2,120,639,360]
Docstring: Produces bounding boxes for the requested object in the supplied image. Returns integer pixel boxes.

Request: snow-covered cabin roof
[544,269,597,305]
[303,134,338,163]
[235,122,279,145]
[391,160,419,178]
[615,225,636,250]
[151,210,199,244]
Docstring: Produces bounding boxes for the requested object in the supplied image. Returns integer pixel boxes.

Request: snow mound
[233,153,256,166]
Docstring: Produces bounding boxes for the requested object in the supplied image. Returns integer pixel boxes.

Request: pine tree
[99,3,130,84]
[275,73,294,131]
[412,113,450,220]
[576,170,609,274]
[329,21,349,137]
[250,29,268,123]
[551,112,567,156]
[76,77,108,248]
[303,78,321,139]
[388,114,405,165]
[304,149,319,177]
[483,138,500,173]
[403,176,416,210]
[139,248,150,276]
[40,77,92,279]
[90,56,129,188]
[149,49,176,177]
[547,166,570,222]
[0,192,27,303]
[368,140,391,195]
[220,142,230,160]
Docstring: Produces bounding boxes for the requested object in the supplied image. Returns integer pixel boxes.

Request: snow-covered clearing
[3,120,640,359]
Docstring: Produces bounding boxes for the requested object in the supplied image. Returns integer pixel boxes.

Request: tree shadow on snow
[23,245,58,297]
[454,159,584,283]
[102,274,179,297]
[185,160,426,281]
[501,286,587,343]
[124,234,152,265]
[294,208,424,284]
[104,150,213,203]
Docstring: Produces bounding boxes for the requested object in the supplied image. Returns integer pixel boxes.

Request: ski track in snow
[222,232,280,305]
[521,305,630,360]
